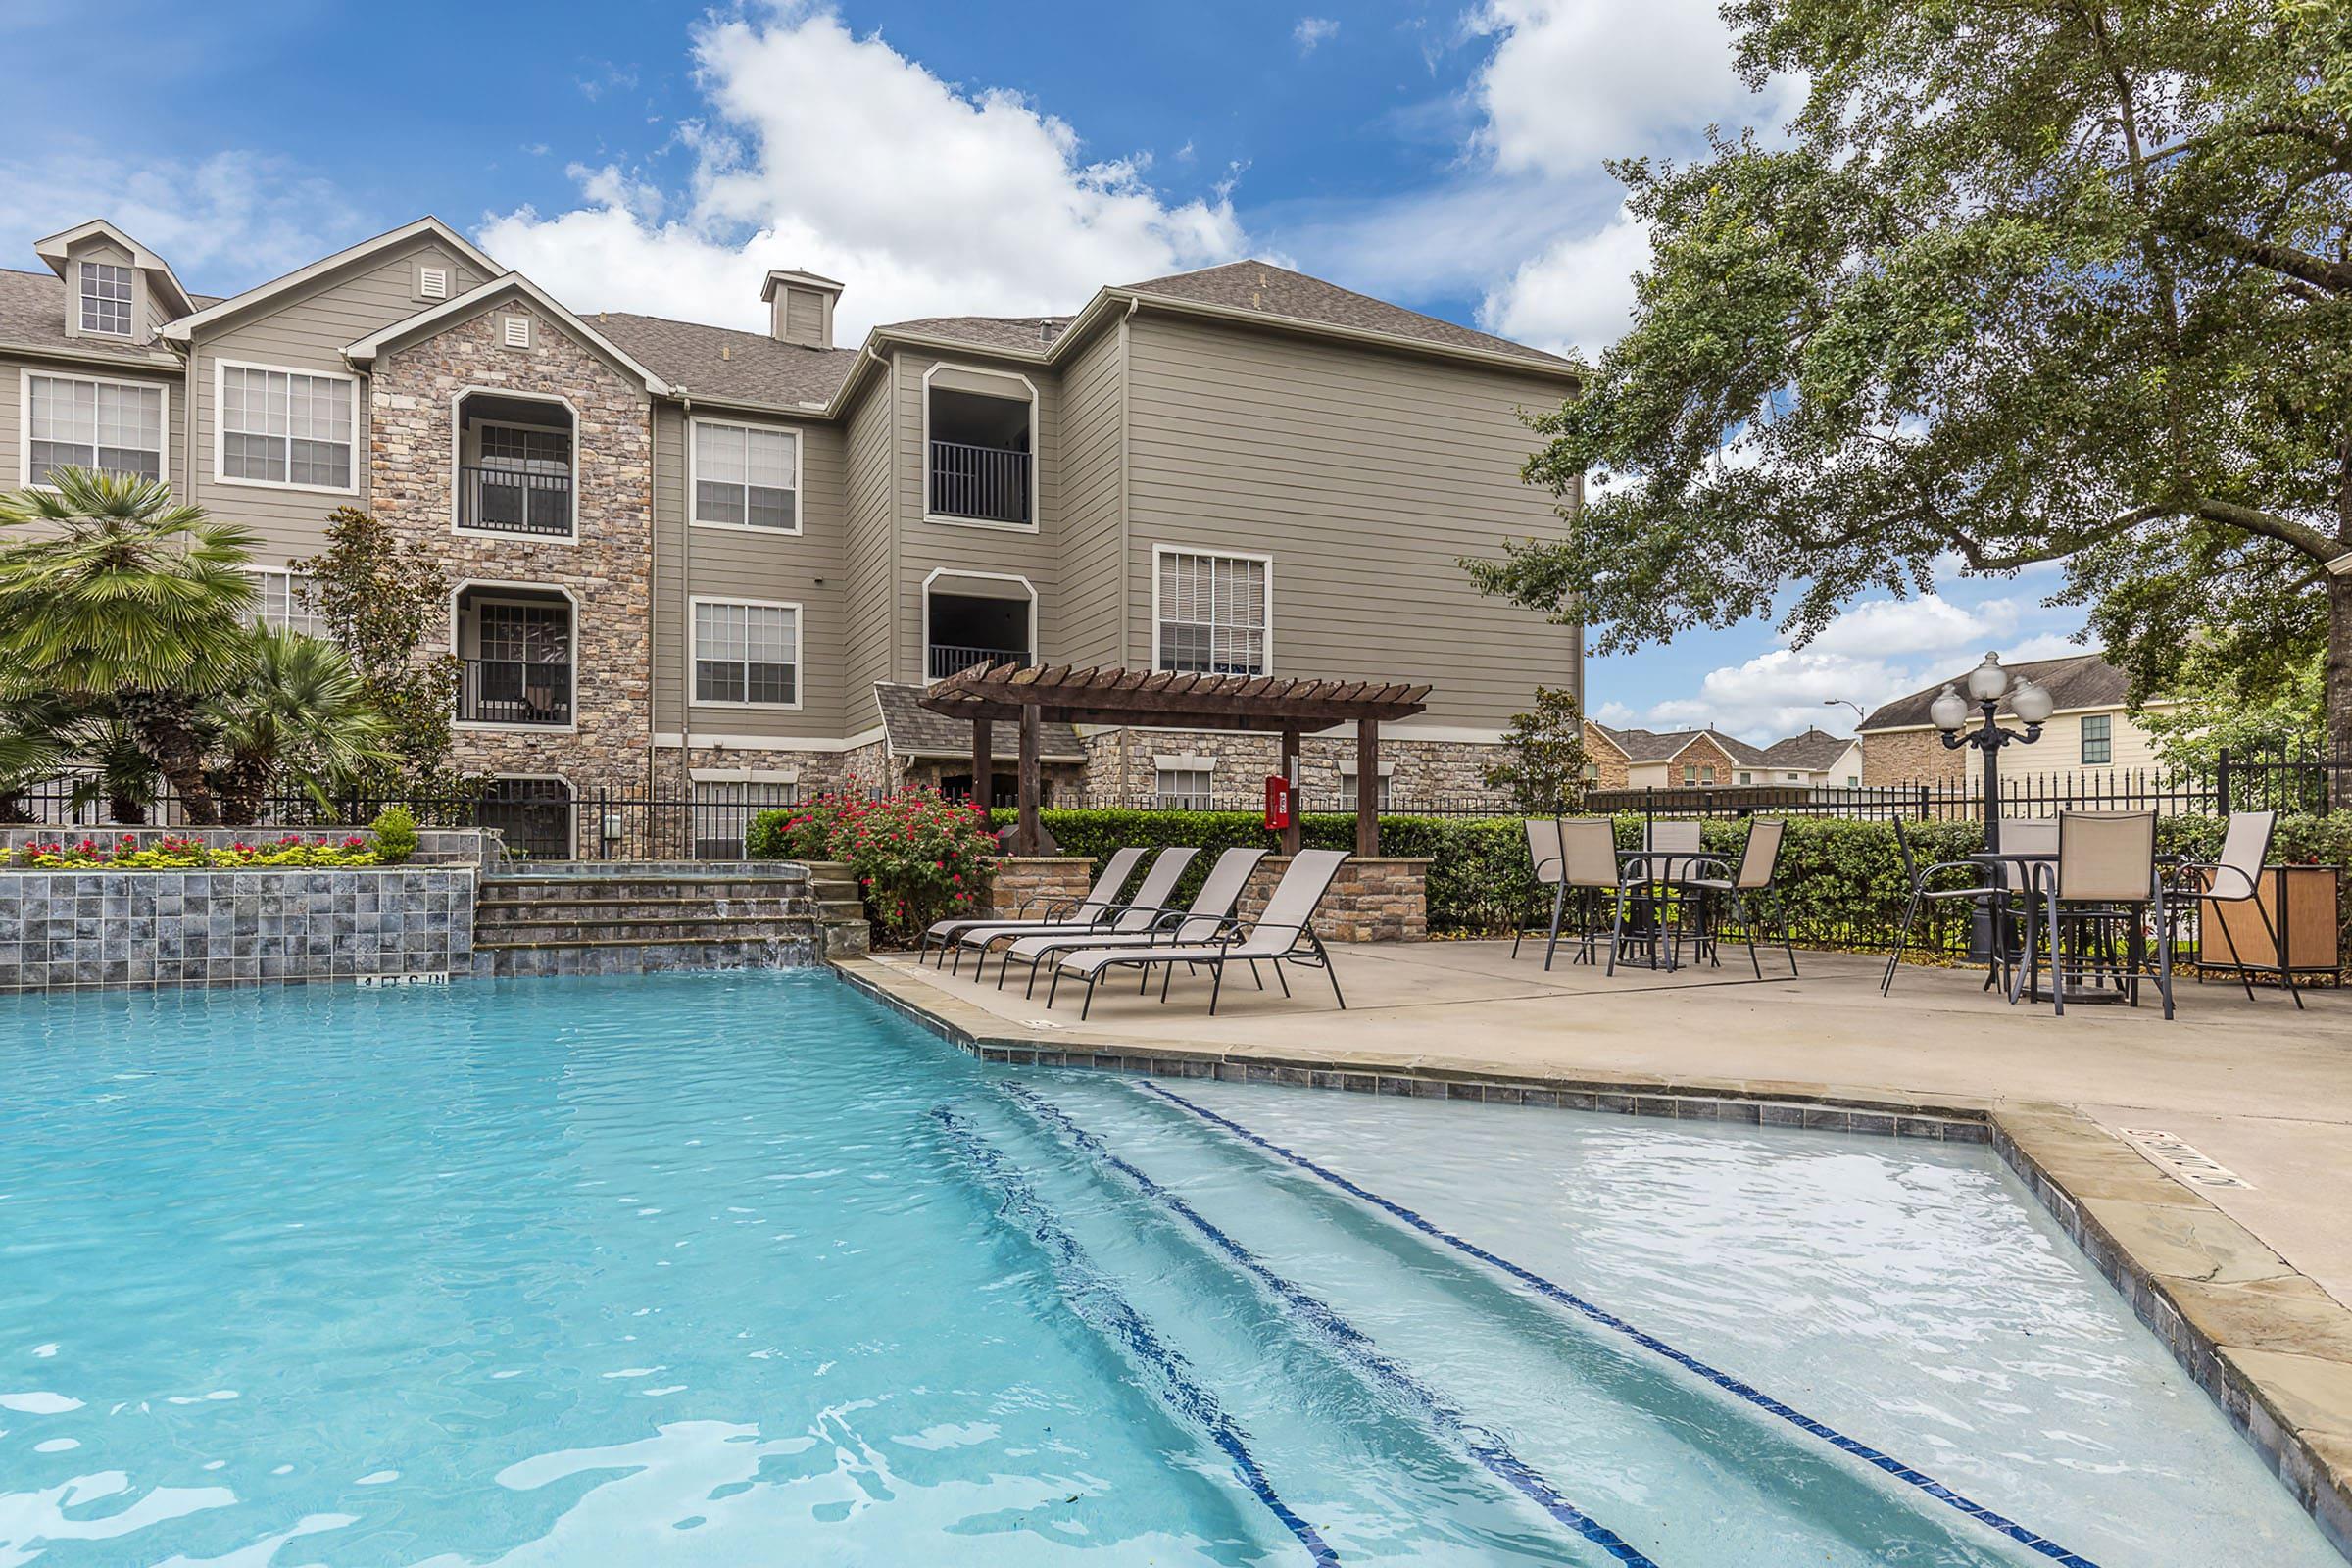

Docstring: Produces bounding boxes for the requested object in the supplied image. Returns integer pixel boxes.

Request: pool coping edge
[831,953,2352,1562]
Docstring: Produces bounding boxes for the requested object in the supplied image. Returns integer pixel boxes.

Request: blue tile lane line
[1140,1082,2102,1568]
[1003,1083,1663,1567]
[929,1105,1342,1567]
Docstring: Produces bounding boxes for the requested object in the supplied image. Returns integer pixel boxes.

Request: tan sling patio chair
[918,844,1148,968]
[991,846,1269,999]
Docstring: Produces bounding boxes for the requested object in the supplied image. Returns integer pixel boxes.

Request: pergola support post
[1017,703,1042,856]
[1355,717,1379,858]
[1280,726,1302,858]
[971,717,993,812]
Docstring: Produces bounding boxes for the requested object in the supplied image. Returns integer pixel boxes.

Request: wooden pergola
[916,663,1432,857]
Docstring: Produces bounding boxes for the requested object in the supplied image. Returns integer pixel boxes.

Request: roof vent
[761,268,845,350]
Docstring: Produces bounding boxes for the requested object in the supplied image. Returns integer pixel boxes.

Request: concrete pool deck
[837,939,2352,1556]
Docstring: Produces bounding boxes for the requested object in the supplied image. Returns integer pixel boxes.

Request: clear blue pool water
[0,971,2336,1566]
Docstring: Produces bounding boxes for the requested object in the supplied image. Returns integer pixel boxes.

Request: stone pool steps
[472,864,825,976]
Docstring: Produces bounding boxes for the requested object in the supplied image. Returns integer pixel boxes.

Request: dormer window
[79,262,132,336]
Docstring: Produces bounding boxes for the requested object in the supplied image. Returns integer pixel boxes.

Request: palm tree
[0,467,258,823]
[207,627,396,825]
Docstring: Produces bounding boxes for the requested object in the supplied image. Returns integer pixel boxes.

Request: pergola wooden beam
[918,662,1432,856]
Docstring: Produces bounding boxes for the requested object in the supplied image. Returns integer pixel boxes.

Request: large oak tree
[1469,0,2352,748]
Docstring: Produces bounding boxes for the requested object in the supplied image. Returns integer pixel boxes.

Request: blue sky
[0,0,2087,739]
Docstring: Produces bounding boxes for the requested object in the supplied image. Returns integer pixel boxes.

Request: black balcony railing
[460,658,572,726]
[928,441,1031,525]
[927,643,1033,681]
[460,466,574,536]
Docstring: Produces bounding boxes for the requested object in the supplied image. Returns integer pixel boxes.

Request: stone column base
[984,857,1096,919]
[1239,856,1431,943]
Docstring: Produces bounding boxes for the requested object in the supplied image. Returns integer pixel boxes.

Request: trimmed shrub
[369,803,418,864]
[749,788,999,945]
[13,832,382,869]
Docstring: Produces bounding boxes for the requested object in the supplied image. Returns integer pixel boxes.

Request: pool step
[472,865,832,976]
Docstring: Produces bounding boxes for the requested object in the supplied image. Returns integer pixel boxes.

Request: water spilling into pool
[0,971,2334,1565]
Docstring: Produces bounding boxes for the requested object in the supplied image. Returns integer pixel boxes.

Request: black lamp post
[1930,652,2057,855]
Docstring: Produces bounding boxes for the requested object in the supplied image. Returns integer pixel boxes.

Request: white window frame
[213,357,362,495]
[450,387,578,544]
[687,415,805,536]
[1153,764,1216,808]
[19,369,169,489]
[449,580,580,734]
[79,261,134,337]
[920,362,1040,533]
[1336,763,1395,810]
[1151,544,1274,676]
[689,595,804,711]
[245,566,330,638]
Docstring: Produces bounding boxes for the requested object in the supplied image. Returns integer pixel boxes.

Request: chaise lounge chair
[992,846,1270,998]
[957,846,1200,977]
[1045,848,1352,1020]
[917,845,1149,968]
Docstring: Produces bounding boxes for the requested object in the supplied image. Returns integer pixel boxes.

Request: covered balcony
[456,585,573,727]
[926,379,1032,526]
[456,392,575,538]
[925,574,1034,681]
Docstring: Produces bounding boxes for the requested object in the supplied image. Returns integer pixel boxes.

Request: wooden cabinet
[2200,865,2340,975]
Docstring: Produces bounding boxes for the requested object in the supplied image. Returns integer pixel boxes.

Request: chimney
[761,268,844,350]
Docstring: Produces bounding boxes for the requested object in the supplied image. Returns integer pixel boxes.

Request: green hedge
[976,808,2352,962]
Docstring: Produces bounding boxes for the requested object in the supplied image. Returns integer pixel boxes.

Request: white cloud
[1478,199,1648,360]
[480,7,1247,341]
[0,146,365,288]
[1618,596,2084,743]
[1295,17,1340,53]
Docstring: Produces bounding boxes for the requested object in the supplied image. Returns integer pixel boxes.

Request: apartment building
[1,216,1583,849]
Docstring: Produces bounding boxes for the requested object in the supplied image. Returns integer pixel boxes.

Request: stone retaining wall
[983,857,1097,920]
[1239,856,1431,944]
[0,868,474,994]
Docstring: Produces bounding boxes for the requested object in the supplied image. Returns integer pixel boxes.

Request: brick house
[2,216,1588,852]
[1856,653,2174,787]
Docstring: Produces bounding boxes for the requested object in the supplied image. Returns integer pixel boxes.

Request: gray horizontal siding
[1050,322,1124,665]
[843,371,895,727]
[653,404,851,738]
[1123,315,1579,733]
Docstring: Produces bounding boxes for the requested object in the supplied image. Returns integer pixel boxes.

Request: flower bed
[747,788,998,946]
[12,831,386,870]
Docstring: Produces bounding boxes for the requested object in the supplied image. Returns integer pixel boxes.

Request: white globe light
[2011,678,2056,725]
[1964,652,2009,703]
[1929,684,1970,732]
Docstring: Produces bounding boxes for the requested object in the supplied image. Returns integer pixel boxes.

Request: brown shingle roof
[0,267,216,368]
[592,311,858,408]
[1594,724,1769,766]
[879,316,1072,353]
[874,681,1086,762]
[1859,651,2123,731]
[1120,260,1575,370]
[1757,727,1857,771]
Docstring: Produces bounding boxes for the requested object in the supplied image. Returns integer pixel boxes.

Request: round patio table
[1615,847,1718,972]
[1967,850,2055,1002]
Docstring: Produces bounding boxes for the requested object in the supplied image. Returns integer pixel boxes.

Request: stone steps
[472,865,819,976]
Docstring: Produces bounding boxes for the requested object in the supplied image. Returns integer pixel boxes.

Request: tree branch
[2189,497,2339,560]
[2171,214,2352,293]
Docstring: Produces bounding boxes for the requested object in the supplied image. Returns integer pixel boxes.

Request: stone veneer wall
[0,868,473,994]
[369,304,654,800]
[1237,856,1430,944]
[983,857,1097,919]
[1078,730,1502,801]
[1860,726,1966,788]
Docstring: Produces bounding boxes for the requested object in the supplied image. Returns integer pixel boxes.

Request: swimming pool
[0,971,2335,1565]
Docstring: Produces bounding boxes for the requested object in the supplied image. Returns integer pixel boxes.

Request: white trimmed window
[220,364,355,490]
[246,568,328,637]
[25,374,164,485]
[693,600,800,707]
[79,262,132,336]
[1338,767,1394,809]
[1156,550,1268,675]
[1154,766,1214,808]
[2081,713,2113,765]
[693,420,799,531]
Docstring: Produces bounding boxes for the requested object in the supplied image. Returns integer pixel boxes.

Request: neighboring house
[2,217,1585,851]
[1857,652,2172,786]
[1583,721,1864,793]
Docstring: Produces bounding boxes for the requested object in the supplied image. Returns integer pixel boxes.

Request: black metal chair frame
[1676,820,1799,979]
[2167,818,2303,1011]
[1511,821,1620,970]
[1883,818,2005,996]
[1045,913,1347,1021]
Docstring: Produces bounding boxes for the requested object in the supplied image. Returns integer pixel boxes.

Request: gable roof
[32,220,197,318]
[593,312,858,409]
[1116,260,1575,373]
[344,273,672,394]
[873,681,1087,762]
[159,217,497,342]
[0,268,212,368]
[1859,651,2127,731]
[878,316,1072,354]
[1595,724,1768,766]
[1758,727,1858,771]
